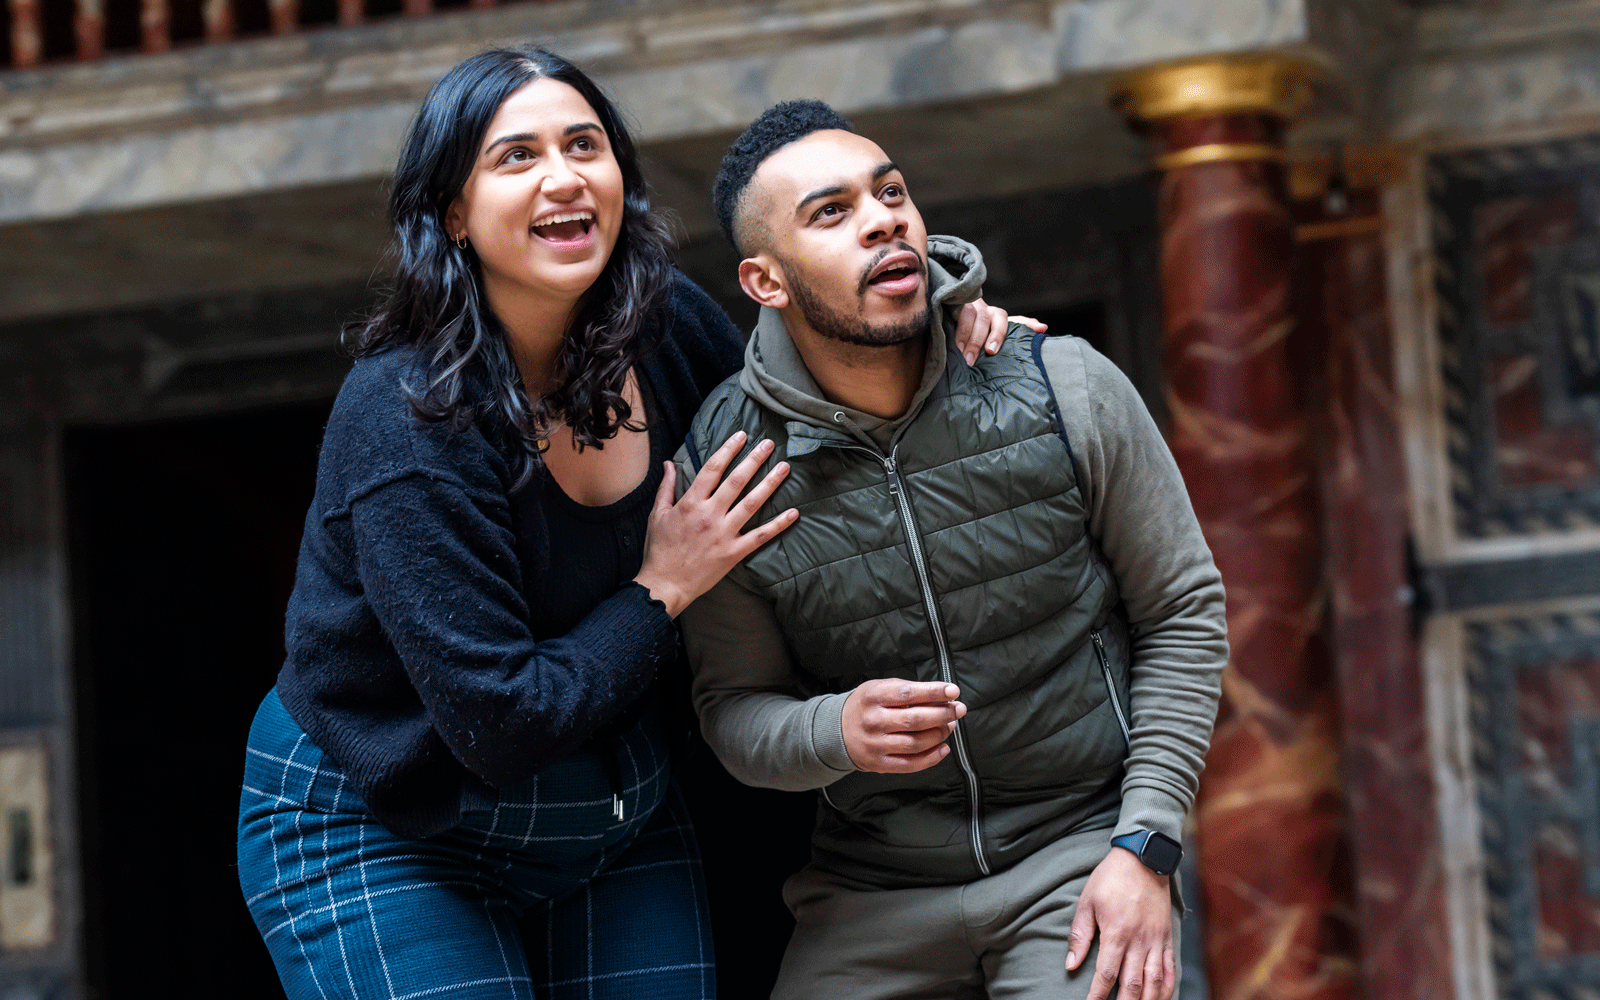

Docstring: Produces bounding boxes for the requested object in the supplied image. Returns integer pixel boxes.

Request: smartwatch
[1110,829,1183,876]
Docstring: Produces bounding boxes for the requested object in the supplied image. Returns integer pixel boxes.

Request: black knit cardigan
[275,273,746,837]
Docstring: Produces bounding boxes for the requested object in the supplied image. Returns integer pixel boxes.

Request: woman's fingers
[652,461,677,514]
[688,430,748,499]
[731,507,799,559]
[730,460,791,525]
[955,300,982,366]
[710,438,776,507]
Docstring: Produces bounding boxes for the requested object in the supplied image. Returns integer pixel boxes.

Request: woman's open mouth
[531,210,596,251]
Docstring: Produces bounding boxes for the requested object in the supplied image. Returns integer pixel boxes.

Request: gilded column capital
[1109,54,1321,127]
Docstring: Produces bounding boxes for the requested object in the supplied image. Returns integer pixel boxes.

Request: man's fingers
[876,702,965,733]
[1162,945,1176,1000]
[881,742,951,772]
[1065,898,1095,971]
[1085,936,1124,1000]
[1117,942,1148,1000]
[860,679,960,708]
[878,725,954,757]
[1142,940,1166,1000]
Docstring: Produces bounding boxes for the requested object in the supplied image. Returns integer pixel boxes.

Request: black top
[524,379,664,641]
[275,273,746,838]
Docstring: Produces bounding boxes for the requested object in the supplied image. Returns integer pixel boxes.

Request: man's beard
[785,256,932,348]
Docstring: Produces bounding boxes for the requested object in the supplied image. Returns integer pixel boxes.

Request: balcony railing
[3,0,539,71]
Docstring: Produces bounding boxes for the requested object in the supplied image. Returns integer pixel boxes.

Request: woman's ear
[738,256,788,310]
[443,198,466,244]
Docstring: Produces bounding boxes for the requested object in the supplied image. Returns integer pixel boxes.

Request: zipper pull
[1091,631,1105,653]
[612,794,625,822]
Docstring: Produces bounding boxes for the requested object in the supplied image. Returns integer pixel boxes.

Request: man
[673,100,1227,1000]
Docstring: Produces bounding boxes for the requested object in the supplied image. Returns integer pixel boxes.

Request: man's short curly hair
[712,99,855,255]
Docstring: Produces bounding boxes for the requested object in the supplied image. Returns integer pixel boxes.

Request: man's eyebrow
[564,122,602,137]
[873,161,899,180]
[796,183,847,213]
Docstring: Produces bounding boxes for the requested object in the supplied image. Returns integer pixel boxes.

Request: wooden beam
[403,0,432,16]
[8,0,43,68]
[74,0,104,61]
[140,0,170,51]
[468,0,495,8]
[337,0,361,27]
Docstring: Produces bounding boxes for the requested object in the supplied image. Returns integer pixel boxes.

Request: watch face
[1143,832,1183,875]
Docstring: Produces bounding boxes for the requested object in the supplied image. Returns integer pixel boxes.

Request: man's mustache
[857,242,925,297]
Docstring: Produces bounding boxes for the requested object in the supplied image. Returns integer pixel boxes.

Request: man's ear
[738,255,789,310]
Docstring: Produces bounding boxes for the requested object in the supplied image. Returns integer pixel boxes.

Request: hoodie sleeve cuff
[811,692,857,774]
[1113,785,1187,844]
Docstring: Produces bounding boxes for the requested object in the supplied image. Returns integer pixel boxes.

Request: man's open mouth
[531,210,595,246]
[863,250,924,295]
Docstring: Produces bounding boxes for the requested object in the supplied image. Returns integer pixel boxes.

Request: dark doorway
[66,400,332,1000]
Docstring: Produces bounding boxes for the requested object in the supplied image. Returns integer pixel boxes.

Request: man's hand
[955,299,1049,367]
[841,680,964,773]
[1066,845,1176,1000]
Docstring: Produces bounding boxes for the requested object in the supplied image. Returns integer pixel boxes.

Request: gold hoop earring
[455,236,468,250]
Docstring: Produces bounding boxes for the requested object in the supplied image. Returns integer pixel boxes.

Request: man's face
[742,130,931,347]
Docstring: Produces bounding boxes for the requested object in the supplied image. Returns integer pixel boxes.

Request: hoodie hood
[738,235,988,452]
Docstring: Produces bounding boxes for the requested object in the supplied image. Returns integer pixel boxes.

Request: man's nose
[859,199,908,245]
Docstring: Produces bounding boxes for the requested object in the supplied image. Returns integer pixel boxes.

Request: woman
[237,45,1020,1000]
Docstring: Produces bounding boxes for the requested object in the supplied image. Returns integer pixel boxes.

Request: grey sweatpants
[771,826,1181,1000]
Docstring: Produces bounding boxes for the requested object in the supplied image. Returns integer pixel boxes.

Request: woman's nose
[541,160,585,198]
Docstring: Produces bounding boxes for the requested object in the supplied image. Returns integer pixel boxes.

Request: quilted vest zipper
[883,449,992,877]
[1091,630,1130,745]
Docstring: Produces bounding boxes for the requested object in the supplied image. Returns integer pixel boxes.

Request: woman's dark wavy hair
[347,46,675,487]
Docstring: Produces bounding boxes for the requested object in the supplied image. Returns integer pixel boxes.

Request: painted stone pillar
[1111,57,1362,1000]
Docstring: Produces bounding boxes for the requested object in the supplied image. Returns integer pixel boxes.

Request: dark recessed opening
[67,399,333,1000]
[40,0,74,63]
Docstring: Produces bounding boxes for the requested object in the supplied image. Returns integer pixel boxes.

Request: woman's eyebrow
[485,131,537,154]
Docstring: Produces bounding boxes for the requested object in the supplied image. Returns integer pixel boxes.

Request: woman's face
[446,77,626,312]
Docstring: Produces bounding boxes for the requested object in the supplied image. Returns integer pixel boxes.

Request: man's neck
[781,310,928,421]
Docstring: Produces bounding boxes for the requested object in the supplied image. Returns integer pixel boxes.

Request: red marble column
[1295,189,1456,1000]
[139,0,170,52]
[1114,58,1362,1000]
[267,0,297,35]
[8,0,43,68]
[201,0,232,41]
[73,0,104,61]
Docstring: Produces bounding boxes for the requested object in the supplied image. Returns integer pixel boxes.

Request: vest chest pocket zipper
[1091,631,1131,746]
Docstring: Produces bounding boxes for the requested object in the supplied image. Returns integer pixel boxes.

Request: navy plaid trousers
[238,689,715,1000]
